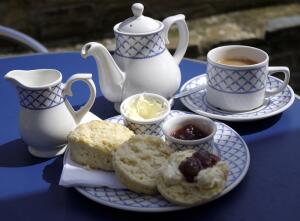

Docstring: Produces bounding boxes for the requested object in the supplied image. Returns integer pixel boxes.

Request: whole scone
[157,149,228,206]
[112,135,174,195]
[68,120,134,171]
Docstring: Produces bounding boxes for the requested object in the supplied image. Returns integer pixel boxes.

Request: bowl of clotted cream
[120,93,170,134]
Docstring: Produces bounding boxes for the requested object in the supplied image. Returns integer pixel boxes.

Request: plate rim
[180,74,295,122]
[73,110,250,212]
[75,186,186,212]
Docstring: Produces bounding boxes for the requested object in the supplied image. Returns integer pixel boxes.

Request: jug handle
[63,73,96,124]
[163,14,189,65]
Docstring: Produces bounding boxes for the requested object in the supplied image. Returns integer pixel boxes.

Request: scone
[157,149,228,206]
[112,135,173,194]
[68,120,134,171]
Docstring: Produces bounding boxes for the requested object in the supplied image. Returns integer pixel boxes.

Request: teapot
[4,69,96,158]
[81,3,189,111]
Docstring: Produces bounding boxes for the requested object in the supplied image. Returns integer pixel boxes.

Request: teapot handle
[63,73,96,124]
[163,14,189,65]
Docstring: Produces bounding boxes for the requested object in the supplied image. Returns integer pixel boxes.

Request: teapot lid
[117,3,162,34]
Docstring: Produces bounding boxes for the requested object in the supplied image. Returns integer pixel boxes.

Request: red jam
[178,149,220,182]
[171,124,208,140]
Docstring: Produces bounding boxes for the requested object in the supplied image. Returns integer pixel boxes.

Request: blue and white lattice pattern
[124,120,164,136]
[17,84,65,110]
[214,123,248,188]
[114,31,165,59]
[76,110,250,212]
[207,63,267,93]
[181,74,294,121]
[166,140,214,153]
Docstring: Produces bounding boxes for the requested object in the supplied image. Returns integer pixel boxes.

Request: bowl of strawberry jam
[162,114,217,151]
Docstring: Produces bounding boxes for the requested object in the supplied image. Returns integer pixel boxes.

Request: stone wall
[0,0,298,45]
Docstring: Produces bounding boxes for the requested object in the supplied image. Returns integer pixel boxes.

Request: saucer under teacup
[180,74,295,122]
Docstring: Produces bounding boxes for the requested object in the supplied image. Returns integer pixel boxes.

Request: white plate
[80,111,102,123]
[74,110,250,212]
[180,74,295,121]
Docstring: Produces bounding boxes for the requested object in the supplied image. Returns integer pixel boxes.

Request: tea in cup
[206,45,290,112]
[217,58,257,66]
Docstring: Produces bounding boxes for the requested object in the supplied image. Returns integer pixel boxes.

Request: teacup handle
[63,73,96,124]
[265,66,290,98]
[163,14,189,65]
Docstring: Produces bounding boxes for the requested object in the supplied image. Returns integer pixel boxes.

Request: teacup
[120,93,170,135]
[206,45,290,112]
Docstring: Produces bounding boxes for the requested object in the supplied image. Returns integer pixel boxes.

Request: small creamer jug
[4,69,96,158]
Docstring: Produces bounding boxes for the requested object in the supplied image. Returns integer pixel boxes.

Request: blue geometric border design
[17,84,65,110]
[114,31,165,59]
[207,63,267,94]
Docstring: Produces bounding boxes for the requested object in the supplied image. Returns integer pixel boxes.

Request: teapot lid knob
[132,3,144,17]
[117,3,161,33]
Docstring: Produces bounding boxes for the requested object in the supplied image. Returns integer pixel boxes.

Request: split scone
[157,149,228,206]
[112,135,174,194]
[68,120,134,171]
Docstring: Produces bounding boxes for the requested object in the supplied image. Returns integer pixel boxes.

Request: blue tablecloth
[0,52,299,220]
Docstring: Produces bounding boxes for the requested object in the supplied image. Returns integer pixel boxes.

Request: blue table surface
[0,52,300,220]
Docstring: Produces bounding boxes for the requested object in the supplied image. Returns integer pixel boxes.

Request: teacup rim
[162,114,217,145]
[207,45,269,70]
[120,92,171,124]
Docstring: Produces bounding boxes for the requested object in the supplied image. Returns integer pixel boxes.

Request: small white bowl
[162,114,217,151]
[120,93,171,135]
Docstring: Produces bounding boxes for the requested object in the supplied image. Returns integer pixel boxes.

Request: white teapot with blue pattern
[81,3,189,111]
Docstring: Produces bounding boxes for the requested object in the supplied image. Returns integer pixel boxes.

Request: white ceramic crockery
[180,74,295,121]
[72,110,250,212]
[206,45,290,111]
[4,69,96,158]
[162,114,216,152]
[120,93,170,135]
[81,3,189,111]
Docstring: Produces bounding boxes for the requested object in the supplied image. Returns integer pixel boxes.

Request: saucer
[180,74,295,121]
[75,110,250,212]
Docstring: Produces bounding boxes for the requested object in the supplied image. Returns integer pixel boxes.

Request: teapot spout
[81,42,125,103]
